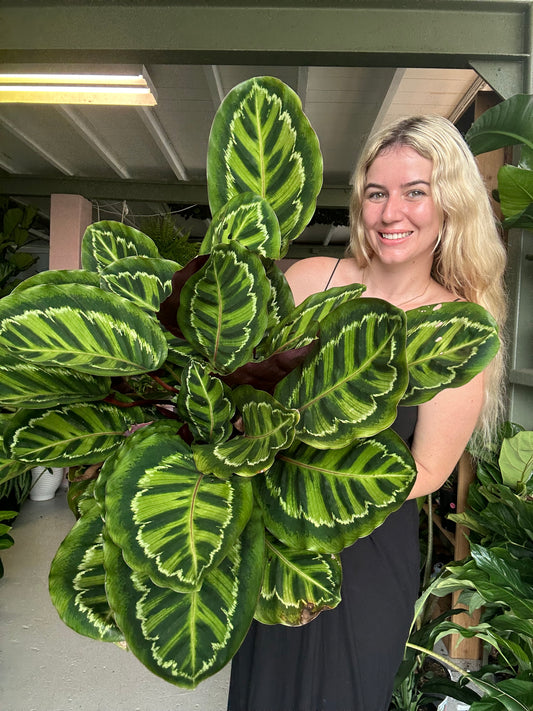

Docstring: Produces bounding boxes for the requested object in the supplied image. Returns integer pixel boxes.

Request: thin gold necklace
[361,267,432,308]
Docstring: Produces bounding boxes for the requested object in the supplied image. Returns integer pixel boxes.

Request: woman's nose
[381,195,403,222]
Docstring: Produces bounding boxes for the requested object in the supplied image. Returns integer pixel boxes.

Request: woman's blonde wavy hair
[348,114,507,446]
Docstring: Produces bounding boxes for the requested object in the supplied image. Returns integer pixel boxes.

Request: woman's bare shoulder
[283,256,341,304]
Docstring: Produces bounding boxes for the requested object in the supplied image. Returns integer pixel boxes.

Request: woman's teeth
[380,232,411,240]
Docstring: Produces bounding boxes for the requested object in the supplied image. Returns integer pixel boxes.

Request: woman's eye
[367,191,385,200]
[407,189,425,198]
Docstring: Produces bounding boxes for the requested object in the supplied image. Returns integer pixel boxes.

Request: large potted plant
[0,77,499,687]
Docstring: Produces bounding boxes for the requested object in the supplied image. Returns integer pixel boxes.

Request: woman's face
[362,145,442,267]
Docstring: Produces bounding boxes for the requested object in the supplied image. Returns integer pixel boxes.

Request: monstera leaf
[103,508,265,688]
[0,283,168,376]
[254,533,343,626]
[401,302,500,405]
[275,298,408,448]
[207,76,322,250]
[254,428,416,553]
[81,220,160,273]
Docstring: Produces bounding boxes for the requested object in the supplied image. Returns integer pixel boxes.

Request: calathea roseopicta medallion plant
[0,77,499,687]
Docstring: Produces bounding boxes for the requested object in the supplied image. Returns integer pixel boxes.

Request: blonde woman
[227,115,507,711]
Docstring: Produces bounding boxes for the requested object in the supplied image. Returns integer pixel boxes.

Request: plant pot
[30,467,65,501]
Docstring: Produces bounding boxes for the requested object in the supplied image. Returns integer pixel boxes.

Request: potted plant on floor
[0,77,499,687]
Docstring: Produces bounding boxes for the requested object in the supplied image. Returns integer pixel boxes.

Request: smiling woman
[228,113,507,711]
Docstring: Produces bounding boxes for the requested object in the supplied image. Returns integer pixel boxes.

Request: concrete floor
[0,489,230,711]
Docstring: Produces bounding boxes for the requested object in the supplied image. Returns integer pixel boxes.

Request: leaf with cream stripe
[402,301,500,405]
[254,428,416,553]
[100,256,181,313]
[257,283,365,358]
[200,192,282,259]
[207,76,322,249]
[81,220,160,273]
[254,533,342,626]
[275,298,408,448]
[103,507,264,688]
[0,354,111,408]
[49,498,123,643]
[177,242,270,374]
[104,426,253,591]
[4,402,145,467]
[0,283,168,375]
[177,359,234,444]
[193,385,299,478]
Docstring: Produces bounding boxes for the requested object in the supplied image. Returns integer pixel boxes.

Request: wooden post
[445,452,482,660]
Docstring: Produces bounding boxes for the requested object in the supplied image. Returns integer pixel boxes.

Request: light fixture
[0,67,157,106]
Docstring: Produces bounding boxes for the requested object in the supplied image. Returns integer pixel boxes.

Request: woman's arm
[407,372,485,499]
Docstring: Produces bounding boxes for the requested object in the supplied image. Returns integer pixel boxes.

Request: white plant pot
[30,466,65,501]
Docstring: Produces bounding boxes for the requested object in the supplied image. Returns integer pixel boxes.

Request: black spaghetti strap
[324,258,341,291]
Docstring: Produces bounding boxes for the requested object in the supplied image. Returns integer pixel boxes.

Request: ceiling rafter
[136,106,189,181]
[0,113,75,176]
[204,65,226,109]
[57,106,132,179]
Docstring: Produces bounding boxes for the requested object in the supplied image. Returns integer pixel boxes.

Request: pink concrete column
[49,194,93,270]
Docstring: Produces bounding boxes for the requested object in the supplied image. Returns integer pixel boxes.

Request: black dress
[227,407,420,711]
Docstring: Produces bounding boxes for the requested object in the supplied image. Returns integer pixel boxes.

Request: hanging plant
[0,77,500,688]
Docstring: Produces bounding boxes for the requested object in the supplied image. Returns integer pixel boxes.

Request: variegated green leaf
[254,533,342,626]
[12,268,100,294]
[176,360,234,444]
[81,220,160,273]
[193,385,299,478]
[0,354,111,408]
[49,500,123,643]
[100,256,181,312]
[4,402,145,467]
[275,299,408,448]
[402,301,500,405]
[207,76,322,248]
[104,427,253,591]
[254,428,416,553]
[200,192,282,259]
[177,242,270,374]
[165,336,201,371]
[257,283,365,358]
[0,455,30,487]
[0,284,168,376]
[103,507,265,688]
[93,420,180,513]
[263,259,295,330]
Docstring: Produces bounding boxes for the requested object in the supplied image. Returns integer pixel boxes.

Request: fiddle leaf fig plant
[0,76,500,688]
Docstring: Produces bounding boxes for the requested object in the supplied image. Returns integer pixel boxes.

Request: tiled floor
[0,490,230,711]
